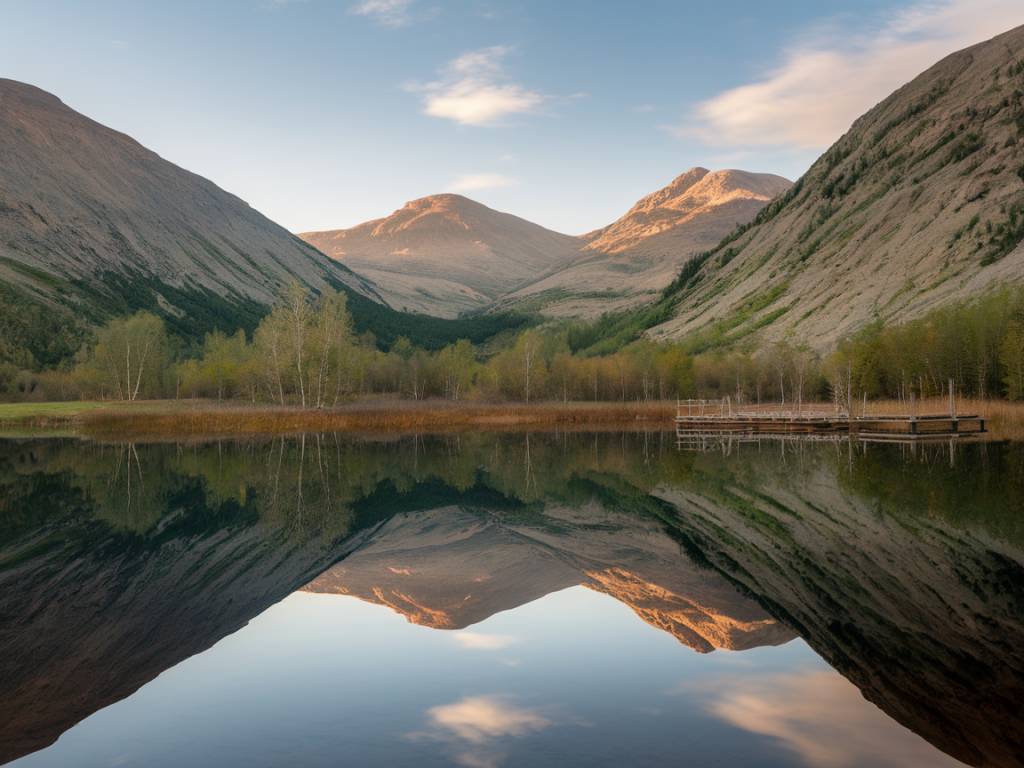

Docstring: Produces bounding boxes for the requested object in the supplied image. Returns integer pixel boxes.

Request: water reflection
[414,695,555,768]
[696,671,962,768]
[0,433,1022,767]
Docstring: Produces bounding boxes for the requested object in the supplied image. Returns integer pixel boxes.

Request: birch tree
[89,312,168,401]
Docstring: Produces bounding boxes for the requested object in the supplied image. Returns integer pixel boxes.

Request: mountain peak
[0,78,66,110]
[403,192,479,209]
[301,192,580,317]
[585,168,792,255]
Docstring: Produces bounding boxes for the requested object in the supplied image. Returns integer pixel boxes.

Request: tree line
[3,282,1024,405]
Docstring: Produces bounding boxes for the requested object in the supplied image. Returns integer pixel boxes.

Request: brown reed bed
[78,399,678,440]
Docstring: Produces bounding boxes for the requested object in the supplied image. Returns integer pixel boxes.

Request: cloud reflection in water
[704,670,965,768]
[411,694,552,768]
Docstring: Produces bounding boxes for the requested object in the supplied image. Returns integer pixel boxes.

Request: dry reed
[80,400,678,439]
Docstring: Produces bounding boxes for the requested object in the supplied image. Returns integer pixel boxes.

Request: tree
[254,306,290,405]
[309,290,353,407]
[199,330,248,401]
[282,282,313,407]
[85,312,168,400]
[1001,321,1024,400]
[437,340,476,400]
[655,346,694,400]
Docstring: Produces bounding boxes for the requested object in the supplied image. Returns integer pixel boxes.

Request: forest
[2,282,1023,405]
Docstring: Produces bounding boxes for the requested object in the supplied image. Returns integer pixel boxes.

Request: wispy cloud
[351,0,414,27]
[676,0,1024,151]
[446,174,518,193]
[410,46,545,126]
[451,631,519,650]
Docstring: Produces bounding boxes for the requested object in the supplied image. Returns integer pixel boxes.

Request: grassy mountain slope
[644,25,1024,352]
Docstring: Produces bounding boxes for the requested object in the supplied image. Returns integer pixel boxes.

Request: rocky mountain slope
[304,501,793,653]
[301,194,582,317]
[0,79,388,352]
[501,168,791,318]
[645,25,1024,351]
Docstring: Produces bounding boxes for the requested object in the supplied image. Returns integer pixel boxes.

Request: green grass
[0,399,205,424]
[0,401,113,420]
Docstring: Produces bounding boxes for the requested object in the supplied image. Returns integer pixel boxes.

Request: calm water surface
[1,432,1022,767]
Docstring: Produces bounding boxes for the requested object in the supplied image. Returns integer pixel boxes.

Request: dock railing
[676,398,847,421]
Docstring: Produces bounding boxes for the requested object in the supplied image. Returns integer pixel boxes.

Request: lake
[1,432,1022,767]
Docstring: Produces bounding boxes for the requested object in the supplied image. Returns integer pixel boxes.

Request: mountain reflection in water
[0,432,1022,767]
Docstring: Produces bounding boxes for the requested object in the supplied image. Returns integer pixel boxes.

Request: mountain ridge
[301,193,582,317]
[0,77,391,358]
[643,25,1024,351]
[305,168,791,320]
[500,167,792,318]
[303,502,794,653]
[0,79,533,361]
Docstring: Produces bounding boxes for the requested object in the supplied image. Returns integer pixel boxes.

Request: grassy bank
[0,399,675,439]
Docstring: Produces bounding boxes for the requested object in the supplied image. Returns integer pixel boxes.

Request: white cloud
[451,632,519,650]
[446,174,518,193]
[411,46,545,126]
[678,0,1024,150]
[351,0,414,27]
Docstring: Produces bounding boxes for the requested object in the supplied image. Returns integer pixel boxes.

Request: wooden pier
[675,399,985,439]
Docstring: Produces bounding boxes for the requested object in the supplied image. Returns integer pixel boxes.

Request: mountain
[0,79,387,350]
[642,25,1024,351]
[301,194,582,317]
[304,501,793,653]
[500,168,791,318]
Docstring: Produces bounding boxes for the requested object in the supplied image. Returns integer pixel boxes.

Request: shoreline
[0,400,678,439]
[1,397,1022,440]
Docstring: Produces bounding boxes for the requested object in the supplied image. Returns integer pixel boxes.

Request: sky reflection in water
[3,433,1022,767]
[12,587,963,768]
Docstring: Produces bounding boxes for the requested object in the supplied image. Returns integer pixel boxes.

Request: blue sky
[2,0,1022,234]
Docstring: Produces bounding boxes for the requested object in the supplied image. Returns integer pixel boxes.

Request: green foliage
[827,287,1024,399]
[680,284,790,355]
[0,282,86,370]
[77,311,171,400]
[980,200,1024,266]
[565,297,677,357]
[71,270,268,347]
[946,132,984,165]
[1002,322,1024,400]
[328,278,528,351]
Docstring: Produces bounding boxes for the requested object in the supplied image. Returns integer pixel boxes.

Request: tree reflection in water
[0,433,1021,767]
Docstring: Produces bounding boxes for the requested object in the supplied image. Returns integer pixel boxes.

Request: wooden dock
[674,399,985,439]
